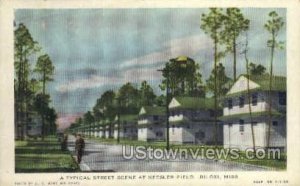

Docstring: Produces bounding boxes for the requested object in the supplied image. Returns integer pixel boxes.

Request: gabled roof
[139,106,166,116]
[170,97,216,110]
[119,114,137,122]
[248,75,286,91]
[226,74,286,97]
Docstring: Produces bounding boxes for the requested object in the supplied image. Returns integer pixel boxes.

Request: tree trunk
[41,115,45,140]
[246,54,256,153]
[267,33,275,148]
[233,34,237,81]
[181,81,185,95]
[17,46,23,140]
[41,66,46,140]
[214,31,218,147]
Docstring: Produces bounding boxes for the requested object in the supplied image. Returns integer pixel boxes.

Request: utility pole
[157,68,170,150]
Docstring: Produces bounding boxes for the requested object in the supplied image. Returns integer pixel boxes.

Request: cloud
[56,66,163,93]
[120,34,212,68]
[56,75,121,93]
[56,34,211,93]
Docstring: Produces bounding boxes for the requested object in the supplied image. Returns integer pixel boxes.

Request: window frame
[252,93,258,106]
[278,92,286,106]
[239,120,244,132]
[228,98,233,109]
[239,96,245,108]
[272,121,278,126]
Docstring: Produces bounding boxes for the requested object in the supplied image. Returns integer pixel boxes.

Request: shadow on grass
[15,137,80,173]
[15,167,79,173]
[15,148,68,155]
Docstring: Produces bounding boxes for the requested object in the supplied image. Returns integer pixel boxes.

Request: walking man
[75,133,85,164]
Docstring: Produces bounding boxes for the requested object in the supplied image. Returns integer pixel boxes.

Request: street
[67,136,273,172]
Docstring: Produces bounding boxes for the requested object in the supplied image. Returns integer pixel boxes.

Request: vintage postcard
[1,0,300,186]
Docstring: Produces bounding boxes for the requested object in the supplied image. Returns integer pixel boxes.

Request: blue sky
[15,8,286,128]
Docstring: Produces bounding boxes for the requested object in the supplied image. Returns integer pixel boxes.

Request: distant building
[168,97,223,145]
[15,112,42,139]
[113,114,138,140]
[104,119,112,138]
[220,75,286,151]
[27,113,42,137]
[97,121,105,138]
[93,123,98,137]
[137,106,166,141]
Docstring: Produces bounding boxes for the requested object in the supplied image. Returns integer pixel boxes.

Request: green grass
[225,150,286,170]
[86,136,286,170]
[15,136,79,173]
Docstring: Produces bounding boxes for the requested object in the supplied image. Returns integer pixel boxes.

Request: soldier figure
[75,133,85,163]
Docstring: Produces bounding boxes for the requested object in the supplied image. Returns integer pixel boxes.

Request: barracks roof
[119,114,137,122]
[226,74,286,98]
[139,106,166,116]
[170,97,216,110]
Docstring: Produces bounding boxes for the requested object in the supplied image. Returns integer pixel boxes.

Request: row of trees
[70,59,267,135]
[14,23,57,140]
[70,80,162,134]
[200,8,284,148]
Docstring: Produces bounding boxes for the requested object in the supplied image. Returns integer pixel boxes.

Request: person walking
[75,133,85,164]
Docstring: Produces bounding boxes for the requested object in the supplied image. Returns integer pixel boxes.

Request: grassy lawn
[86,136,286,170]
[225,150,286,170]
[15,136,79,173]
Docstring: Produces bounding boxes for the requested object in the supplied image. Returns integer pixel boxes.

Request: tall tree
[44,107,57,135]
[93,90,116,121]
[249,63,267,76]
[14,23,39,139]
[33,93,50,138]
[264,11,285,148]
[201,8,226,146]
[223,8,250,81]
[83,111,95,137]
[206,63,232,99]
[34,54,54,95]
[139,81,156,106]
[34,54,54,140]
[118,83,139,113]
[242,33,256,152]
[159,56,204,97]
[154,95,166,107]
